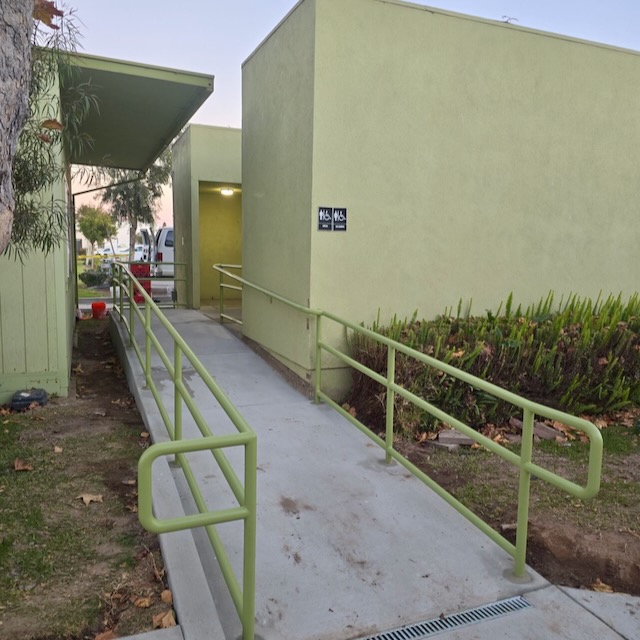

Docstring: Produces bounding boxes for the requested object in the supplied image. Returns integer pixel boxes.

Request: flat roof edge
[243,0,640,64]
[378,0,640,57]
[68,51,215,87]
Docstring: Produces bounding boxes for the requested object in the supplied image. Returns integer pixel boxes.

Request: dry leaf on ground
[152,610,176,629]
[591,578,614,593]
[551,421,576,440]
[95,630,118,640]
[133,595,152,608]
[76,493,103,506]
[161,589,173,604]
[14,458,34,472]
[54,446,63,453]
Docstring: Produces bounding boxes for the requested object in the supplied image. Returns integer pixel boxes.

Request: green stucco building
[240,0,640,395]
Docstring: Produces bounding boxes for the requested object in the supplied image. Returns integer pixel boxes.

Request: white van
[154,227,174,277]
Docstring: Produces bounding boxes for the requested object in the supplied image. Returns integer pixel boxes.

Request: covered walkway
[111,309,638,640]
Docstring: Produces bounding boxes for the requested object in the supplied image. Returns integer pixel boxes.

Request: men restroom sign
[318,206,347,231]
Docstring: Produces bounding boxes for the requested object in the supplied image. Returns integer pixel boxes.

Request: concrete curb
[119,626,184,640]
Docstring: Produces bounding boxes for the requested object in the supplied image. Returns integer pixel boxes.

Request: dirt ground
[399,429,640,596]
[0,320,174,640]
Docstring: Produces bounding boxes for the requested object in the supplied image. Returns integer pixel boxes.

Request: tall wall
[0,71,74,404]
[242,0,640,396]
[0,183,73,404]
[172,127,193,307]
[242,0,316,379]
[310,0,640,325]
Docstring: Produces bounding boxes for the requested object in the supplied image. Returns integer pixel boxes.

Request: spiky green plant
[349,293,640,435]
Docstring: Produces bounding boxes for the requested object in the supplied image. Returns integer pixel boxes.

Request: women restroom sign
[318,206,347,231]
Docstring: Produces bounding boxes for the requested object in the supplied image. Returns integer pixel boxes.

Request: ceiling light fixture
[220,188,234,196]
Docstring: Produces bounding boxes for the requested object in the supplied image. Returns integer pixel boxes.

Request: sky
[68,0,640,236]
[68,0,640,129]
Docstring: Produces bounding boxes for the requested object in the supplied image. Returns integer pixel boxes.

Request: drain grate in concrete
[357,595,532,639]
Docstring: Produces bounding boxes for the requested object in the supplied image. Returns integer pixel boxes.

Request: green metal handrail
[112,262,257,640]
[109,261,187,309]
[217,263,243,325]
[213,263,603,578]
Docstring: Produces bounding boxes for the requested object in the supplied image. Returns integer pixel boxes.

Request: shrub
[348,293,640,435]
[78,270,108,288]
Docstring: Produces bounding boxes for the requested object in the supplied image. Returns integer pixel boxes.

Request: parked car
[98,246,127,272]
[137,228,153,263]
[154,227,174,277]
[133,244,150,261]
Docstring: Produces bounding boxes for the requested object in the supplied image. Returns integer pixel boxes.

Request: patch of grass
[41,594,104,639]
[534,424,639,463]
[0,411,144,625]
[0,422,101,605]
[422,422,639,539]
[601,425,639,454]
[78,286,111,298]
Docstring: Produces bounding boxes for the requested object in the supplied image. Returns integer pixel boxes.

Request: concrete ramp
[112,310,636,640]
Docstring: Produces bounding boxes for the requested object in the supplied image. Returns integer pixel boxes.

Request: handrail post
[385,345,396,464]
[242,436,257,640]
[314,314,322,404]
[174,343,183,445]
[111,263,117,310]
[128,272,135,346]
[513,407,534,578]
[219,275,225,325]
[119,266,124,317]
[145,303,152,388]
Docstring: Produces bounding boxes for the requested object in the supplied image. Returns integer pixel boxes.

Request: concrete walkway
[111,309,639,640]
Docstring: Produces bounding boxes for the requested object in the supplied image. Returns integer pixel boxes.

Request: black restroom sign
[333,207,347,231]
[318,206,333,230]
[318,206,347,231]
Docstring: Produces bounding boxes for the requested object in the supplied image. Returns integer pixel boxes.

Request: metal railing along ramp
[108,263,625,640]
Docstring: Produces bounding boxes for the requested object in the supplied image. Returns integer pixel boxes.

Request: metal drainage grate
[357,595,533,640]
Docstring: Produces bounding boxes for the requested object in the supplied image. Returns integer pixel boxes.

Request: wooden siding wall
[0,245,71,404]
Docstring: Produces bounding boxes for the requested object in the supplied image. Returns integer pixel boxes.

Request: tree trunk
[128,212,137,262]
[0,1,34,254]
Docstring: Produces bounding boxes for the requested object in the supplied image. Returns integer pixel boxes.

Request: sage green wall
[172,124,241,308]
[198,187,242,303]
[242,0,640,396]
[0,72,74,404]
[172,127,193,307]
[242,0,315,378]
[0,182,73,404]
[310,0,640,334]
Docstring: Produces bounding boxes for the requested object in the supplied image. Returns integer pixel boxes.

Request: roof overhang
[62,52,214,171]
